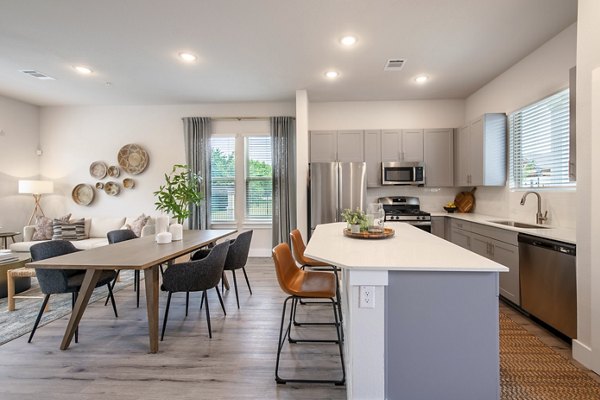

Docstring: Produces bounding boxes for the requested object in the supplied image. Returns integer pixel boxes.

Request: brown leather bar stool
[272,243,345,385]
[290,229,343,326]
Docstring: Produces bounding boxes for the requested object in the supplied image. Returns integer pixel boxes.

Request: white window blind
[509,89,573,189]
[210,136,235,222]
[245,136,272,221]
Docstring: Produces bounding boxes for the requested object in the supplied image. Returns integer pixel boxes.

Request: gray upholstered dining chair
[106,229,140,307]
[160,240,230,340]
[192,230,253,309]
[29,240,118,343]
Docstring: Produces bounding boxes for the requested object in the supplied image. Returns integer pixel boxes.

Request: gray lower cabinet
[431,216,446,239]
[449,219,520,306]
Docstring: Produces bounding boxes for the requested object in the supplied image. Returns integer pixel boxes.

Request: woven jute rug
[500,312,600,400]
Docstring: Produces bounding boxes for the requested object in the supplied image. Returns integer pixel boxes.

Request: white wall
[575,0,600,370]
[307,99,466,212]
[39,102,294,256]
[464,23,577,228]
[0,95,41,233]
[295,90,309,238]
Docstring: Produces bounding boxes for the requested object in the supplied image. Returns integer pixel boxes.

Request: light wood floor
[0,258,346,400]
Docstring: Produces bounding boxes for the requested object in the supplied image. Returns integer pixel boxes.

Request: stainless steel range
[378,196,431,232]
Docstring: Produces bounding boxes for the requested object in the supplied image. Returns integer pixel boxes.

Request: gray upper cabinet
[310,131,337,162]
[454,113,506,187]
[424,129,454,187]
[309,130,364,162]
[381,129,424,162]
[364,130,382,187]
[337,130,364,162]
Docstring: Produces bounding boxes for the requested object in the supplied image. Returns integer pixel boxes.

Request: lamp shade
[18,180,54,194]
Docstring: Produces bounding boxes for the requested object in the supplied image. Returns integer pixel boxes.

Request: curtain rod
[182,116,295,121]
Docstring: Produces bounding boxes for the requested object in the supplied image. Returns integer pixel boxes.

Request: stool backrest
[272,243,301,296]
[289,229,309,265]
[107,229,137,244]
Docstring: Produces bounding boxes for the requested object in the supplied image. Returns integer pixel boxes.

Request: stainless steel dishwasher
[518,233,577,339]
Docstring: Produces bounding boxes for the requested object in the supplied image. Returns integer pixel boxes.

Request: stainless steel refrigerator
[309,162,367,236]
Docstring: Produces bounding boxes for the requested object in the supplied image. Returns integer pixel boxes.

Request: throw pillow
[130,214,151,237]
[52,218,86,241]
[32,214,71,241]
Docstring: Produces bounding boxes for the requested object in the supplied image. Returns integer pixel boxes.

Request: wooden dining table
[27,229,236,353]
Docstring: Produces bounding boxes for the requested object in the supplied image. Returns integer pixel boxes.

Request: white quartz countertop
[428,212,576,244]
[305,222,508,272]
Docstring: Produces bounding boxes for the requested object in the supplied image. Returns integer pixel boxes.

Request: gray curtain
[271,117,296,246]
[182,117,211,229]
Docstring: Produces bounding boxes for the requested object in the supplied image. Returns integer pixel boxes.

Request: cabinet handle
[490,244,495,257]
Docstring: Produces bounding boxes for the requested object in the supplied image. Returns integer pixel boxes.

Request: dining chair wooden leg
[106,282,118,318]
[203,291,212,338]
[28,294,50,343]
[242,267,252,295]
[161,292,172,341]
[232,270,240,309]
[215,286,226,315]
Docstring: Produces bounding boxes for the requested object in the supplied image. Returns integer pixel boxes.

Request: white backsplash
[367,185,577,229]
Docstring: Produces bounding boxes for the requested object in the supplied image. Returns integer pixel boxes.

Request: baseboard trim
[249,249,271,257]
[573,339,593,368]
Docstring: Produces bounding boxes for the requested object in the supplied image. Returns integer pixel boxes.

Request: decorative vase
[350,224,361,234]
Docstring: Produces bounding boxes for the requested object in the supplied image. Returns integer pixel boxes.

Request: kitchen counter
[306,222,507,272]
[429,211,576,244]
[306,222,505,400]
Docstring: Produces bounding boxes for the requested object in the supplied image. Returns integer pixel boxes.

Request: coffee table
[1,253,32,300]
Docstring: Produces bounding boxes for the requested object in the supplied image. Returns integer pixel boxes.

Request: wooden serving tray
[343,227,395,240]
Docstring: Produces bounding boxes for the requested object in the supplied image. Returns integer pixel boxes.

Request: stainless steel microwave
[381,162,425,185]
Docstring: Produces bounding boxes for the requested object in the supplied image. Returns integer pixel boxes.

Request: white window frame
[508,88,575,191]
[209,122,272,229]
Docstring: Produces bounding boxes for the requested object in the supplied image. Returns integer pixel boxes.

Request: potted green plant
[154,164,203,224]
[341,208,368,233]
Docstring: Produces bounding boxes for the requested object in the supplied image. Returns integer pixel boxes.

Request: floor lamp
[18,180,54,225]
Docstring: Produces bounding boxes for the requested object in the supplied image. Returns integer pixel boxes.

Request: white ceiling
[0,0,577,106]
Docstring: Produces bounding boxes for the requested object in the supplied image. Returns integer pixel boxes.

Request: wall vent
[20,70,55,80]
[384,59,406,71]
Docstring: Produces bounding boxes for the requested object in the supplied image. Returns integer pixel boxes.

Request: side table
[0,232,20,250]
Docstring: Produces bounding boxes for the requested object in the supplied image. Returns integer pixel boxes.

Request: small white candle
[156,231,172,244]
[169,224,183,241]
[156,215,169,234]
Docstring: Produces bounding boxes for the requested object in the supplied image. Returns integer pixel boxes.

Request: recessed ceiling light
[340,36,357,46]
[179,52,197,62]
[74,65,93,75]
[415,75,429,84]
[325,70,340,79]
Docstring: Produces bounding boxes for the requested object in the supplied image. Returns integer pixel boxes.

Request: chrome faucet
[520,191,548,225]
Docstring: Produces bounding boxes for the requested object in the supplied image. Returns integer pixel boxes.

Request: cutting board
[454,187,476,213]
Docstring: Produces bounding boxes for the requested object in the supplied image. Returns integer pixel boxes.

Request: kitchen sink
[488,220,551,229]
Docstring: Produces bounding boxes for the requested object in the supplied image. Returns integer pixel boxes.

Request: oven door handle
[403,221,432,226]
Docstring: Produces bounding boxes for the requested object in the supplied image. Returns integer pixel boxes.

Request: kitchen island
[305,222,508,400]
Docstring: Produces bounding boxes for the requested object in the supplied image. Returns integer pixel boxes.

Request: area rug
[0,271,135,346]
[500,312,600,400]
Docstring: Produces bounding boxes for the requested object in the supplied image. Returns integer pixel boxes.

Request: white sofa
[10,217,156,253]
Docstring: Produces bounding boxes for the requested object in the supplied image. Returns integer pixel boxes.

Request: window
[210,136,236,222]
[209,134,272,224]
[509,89,573,189]
[246,137,272,221]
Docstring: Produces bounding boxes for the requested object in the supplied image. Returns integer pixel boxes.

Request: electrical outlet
[359,285,375,308]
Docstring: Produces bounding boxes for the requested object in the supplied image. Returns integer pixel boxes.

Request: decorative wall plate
[123,178,135,189]
[72,184,95,206]
[104,181,120,196]
[89,161,108,179]
[95,182,104,190]
[117,144,149,175]
[108,165,120,178]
